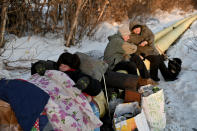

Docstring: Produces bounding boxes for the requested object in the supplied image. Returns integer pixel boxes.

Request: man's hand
[122,42,137,55]
[139,41,148,47]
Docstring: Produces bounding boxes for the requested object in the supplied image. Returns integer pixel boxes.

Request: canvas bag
[76,52,108,81]
[140,85,166,130]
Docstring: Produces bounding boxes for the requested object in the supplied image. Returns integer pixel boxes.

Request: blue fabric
[39,115,49,131]
[90,102,100,131]
[0,79,49,131]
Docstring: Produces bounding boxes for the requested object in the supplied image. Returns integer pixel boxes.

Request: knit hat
[118,24,131,36]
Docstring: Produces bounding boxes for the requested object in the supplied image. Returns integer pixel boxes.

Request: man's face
[59,64,71,71]
[122,35,130,42]
[133,27,141,35]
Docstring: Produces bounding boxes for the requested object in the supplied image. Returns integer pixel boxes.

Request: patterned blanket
[28,70,102,131]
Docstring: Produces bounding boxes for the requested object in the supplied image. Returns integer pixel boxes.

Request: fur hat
[118,24,131,36]
[131,24,142,31]
[57,52,81,69]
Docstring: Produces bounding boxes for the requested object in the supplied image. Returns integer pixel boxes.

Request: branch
[4,66,30,70]
[2,58,38,71]
[3,59,39,64]
[97,0,109,23]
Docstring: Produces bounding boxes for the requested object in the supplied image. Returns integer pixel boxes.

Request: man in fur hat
[128,21,180,81]
[128,21,158,56]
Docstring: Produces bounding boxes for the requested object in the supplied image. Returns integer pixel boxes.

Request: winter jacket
[104,33,137,70]
[128,21,159,56]
[64,69,101,96]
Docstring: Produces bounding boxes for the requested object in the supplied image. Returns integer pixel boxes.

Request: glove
[76,76,90,90]
[122,42,137,55]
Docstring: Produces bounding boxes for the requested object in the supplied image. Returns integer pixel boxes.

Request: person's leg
[150,64,160,81]
[146,55,160,81]
[125,61,138,75]
[113,61,137,75]
[103,70,138,91]
[130,54,150,78]
[147,55,177,81]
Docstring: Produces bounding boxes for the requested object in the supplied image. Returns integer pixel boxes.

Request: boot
[137,77,158,87]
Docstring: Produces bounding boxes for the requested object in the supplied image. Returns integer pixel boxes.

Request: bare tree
[2,0,196,48]
[65,0,88,47]
[0,0,8,48]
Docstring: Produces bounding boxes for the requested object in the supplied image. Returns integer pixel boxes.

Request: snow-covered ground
[0,9,197,131]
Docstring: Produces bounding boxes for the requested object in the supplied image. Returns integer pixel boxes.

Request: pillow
[76,52,108,81]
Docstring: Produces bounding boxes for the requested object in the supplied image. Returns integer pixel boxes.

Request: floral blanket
[28,70,102,131]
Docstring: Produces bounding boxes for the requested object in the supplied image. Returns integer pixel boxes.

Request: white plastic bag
[140,85,166,130]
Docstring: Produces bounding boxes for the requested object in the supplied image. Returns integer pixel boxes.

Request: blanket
[28,70,102,131]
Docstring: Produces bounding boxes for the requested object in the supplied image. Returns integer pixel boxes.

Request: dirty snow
[0,9,197,131]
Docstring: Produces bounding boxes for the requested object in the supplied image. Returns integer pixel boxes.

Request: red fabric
[40,111,47,116]
[83,93,93,99]
[83,92,90,97]
[67,68,76,72]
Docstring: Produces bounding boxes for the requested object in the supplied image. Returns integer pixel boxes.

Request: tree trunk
[87,0,109,36]
[65,0,83,47]
[0,0,8,48]
[62,1,67,41]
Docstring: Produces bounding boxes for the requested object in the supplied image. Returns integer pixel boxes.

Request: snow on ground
[160,21,197,131]
[0,9,197,131]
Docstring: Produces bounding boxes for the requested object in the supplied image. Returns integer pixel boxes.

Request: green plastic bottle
[152,86,160,93]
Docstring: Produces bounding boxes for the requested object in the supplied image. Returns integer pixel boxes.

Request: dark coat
[128,22,159,56]
[64,70,101,96]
